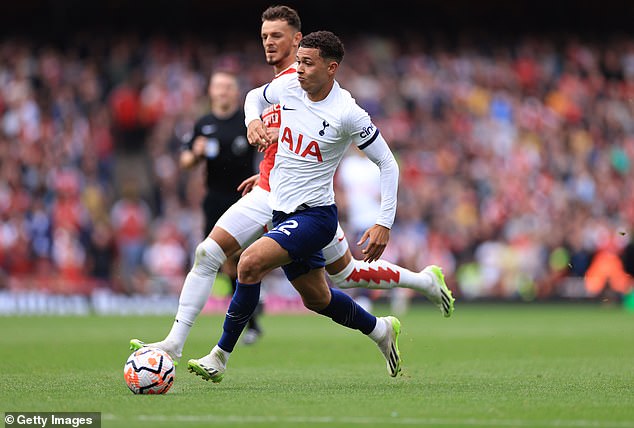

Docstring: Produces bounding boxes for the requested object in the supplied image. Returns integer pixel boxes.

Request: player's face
[296,47,337,99]
[261,19,300,67]
[209,73,239,111]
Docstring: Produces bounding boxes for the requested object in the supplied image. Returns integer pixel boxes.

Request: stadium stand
[0,0,632,303]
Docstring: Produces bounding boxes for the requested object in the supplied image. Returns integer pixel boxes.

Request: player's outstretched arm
[361,134,399,228]
[356,133,399,262]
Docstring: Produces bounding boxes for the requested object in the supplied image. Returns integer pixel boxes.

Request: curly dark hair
[299,31,344,64]
[261,5,301,31]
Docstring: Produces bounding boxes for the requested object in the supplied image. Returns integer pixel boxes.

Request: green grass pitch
[2,304,633,428]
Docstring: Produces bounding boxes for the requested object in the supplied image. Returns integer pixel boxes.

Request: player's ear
[327,61,339,76]
[293,32,302,48]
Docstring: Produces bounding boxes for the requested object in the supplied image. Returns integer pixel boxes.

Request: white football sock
[164,238,227,354]
[368,317,388,343]
[212,345,231,366]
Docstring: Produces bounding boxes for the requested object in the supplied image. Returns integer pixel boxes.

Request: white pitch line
[102,414,634,427]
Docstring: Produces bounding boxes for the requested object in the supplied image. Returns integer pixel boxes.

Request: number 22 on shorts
[274,220,298,236]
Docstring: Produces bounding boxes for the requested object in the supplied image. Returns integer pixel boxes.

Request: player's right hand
[266,126,280,144]
[247,119,272,152]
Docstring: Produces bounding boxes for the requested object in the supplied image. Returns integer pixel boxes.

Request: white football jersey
[245,73,382,216]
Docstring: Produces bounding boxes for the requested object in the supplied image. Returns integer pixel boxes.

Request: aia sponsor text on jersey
[280,127,323,162]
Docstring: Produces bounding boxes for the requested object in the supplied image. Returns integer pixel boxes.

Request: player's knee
[191,238,226,277]
[237,251,266,283]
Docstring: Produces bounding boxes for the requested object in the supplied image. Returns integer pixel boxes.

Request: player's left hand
[357,225,390,262]
[238,174,259,196]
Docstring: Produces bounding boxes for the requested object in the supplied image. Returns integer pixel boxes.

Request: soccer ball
[124,347,175,394]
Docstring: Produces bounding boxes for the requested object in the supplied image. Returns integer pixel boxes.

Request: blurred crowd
[0,30,633,300]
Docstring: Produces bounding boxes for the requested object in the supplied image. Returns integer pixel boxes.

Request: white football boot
[187,346,227,383]
[129,339,181,366]
[375,316,402,377]
[422,265,455,318]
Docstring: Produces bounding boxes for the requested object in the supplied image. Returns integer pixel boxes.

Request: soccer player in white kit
[130,6,454,376]
[186,30,420,381]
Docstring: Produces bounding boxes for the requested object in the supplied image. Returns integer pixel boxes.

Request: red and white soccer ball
[124,347,175,394]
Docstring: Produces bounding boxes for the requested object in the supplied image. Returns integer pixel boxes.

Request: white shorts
[322,223,349,265]
[216,185,350,263]
[215,186,273,249]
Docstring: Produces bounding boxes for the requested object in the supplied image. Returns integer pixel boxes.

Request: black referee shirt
[185,109,256,192]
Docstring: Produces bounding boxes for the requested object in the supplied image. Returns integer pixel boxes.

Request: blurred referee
[180,71,263,343]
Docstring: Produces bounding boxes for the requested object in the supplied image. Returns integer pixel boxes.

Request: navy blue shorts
[264,204,338,281]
